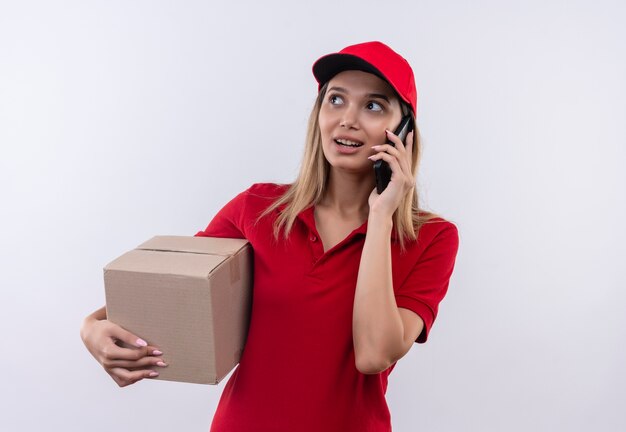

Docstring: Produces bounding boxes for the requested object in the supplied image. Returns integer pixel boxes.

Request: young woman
[81,41,459,431]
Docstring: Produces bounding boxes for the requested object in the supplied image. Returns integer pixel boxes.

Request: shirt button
[310,235,317,242]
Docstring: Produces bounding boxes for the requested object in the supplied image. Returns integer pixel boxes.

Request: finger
[114,338,162,356]
[108,323,152,349]
[114,339,163,357]
[385,129,406,149]
[368,152,405,177]
[372,144,403,159]
[102,341,155,362]
[112,367,159,382]
[371,145,411,176]
[104,355,168,370]
[108,367,159,387]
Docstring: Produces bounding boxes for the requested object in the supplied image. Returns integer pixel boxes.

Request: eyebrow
[328,86,391,103]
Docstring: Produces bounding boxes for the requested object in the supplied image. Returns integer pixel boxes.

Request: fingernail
[152,350,163,356]
[149,371,159,377]
[156,361,168,367]
[371,145,379,149]
[367,156,375,160]
[136,338,147,347]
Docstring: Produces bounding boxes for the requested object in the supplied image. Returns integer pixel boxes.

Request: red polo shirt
[195,183,459,432]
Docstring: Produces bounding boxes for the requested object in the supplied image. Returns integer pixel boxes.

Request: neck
[320,168,374,220]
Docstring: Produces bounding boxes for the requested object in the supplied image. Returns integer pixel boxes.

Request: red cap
[312,41,418,115]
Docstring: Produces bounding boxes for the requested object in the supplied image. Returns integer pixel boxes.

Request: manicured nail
[149,371,159,377]
[371,145,380,149]
[367,156,375,160]
[136,338,147,347]
[156,361,168,367]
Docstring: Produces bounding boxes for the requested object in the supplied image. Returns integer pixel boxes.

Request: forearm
[352,211,404,373]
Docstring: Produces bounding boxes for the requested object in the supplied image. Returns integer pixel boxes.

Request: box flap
[104,249,228,278]
[137,235,249,256]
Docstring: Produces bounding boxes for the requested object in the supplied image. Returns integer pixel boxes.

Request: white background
[1,1,625,431]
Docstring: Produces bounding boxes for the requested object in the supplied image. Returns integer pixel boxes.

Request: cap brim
[312,53,386,88]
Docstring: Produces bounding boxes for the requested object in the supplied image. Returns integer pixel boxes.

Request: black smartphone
[373,115,414,194]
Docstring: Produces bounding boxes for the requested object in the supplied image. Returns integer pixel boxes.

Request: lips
[334,138,364,147]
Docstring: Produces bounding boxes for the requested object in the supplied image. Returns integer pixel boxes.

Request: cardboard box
[103,235,252,385]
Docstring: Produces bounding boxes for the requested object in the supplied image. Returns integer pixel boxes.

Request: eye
[329,94,344,105]
[367,101,383,112]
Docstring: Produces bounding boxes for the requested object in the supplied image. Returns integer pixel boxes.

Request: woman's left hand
[367,129,416,218]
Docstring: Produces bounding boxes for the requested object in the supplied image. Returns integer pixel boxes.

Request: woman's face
[318,69,404,175]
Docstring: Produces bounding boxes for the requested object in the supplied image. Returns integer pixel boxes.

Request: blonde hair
[255,81,440,252]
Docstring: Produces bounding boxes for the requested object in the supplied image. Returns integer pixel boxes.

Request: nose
[339,104,359,129]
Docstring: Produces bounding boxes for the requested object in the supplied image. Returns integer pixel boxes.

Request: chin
[322,147,370,173]
[327,160,372,175]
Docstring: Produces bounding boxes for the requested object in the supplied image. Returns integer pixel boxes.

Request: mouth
[334,138,364,148]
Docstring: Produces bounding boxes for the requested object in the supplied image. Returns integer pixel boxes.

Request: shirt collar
[292,204,398,240]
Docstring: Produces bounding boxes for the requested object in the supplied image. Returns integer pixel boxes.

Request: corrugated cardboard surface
[104,236,252,385]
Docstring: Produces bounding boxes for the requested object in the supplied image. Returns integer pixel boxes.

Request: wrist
[368,209,394,227]
[366,213,394,240]
[80,318,93,342]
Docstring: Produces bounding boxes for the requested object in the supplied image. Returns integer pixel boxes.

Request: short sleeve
[395,221,459,344]
[194,188,250,240]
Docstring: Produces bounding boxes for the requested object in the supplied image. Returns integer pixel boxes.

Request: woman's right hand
[80,308,167,387]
